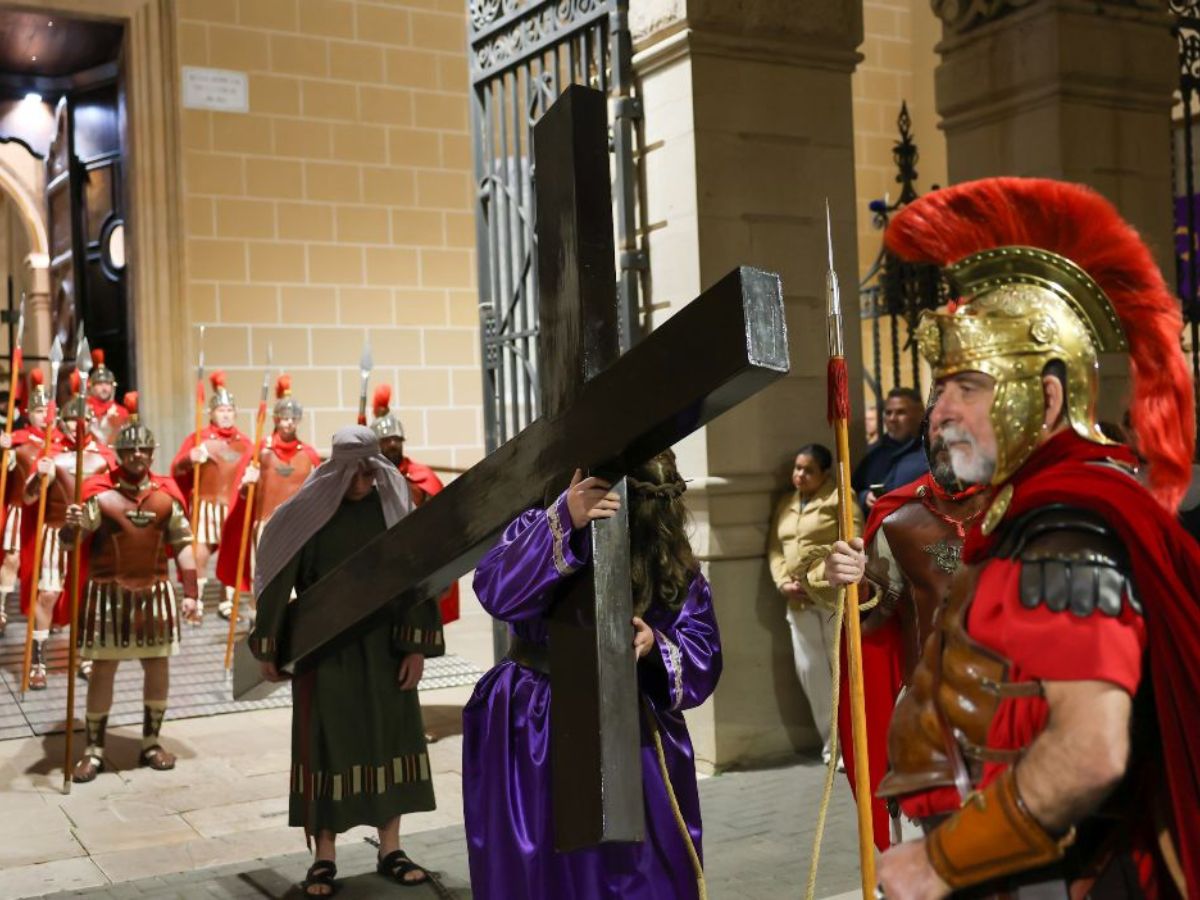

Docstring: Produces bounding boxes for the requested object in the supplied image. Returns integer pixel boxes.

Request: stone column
[632,0,865,771]
[933,0,1176,258]
[23,253,51,362]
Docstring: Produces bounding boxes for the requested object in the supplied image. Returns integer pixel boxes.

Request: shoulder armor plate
[995,504,1140,618]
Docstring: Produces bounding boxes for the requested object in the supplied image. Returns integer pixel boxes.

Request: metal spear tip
[359,339,373,376]
[15,295,25,346]
[77,336,93,374]
[49,336,63,365]
[825,198,835,272]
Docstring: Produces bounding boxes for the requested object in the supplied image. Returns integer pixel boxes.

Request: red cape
[171,426,251,508]
[958,430,1200,891]
[399,457,459,625]
[216,437,321,592]
[16,429,76,623]
[836,474,935,849]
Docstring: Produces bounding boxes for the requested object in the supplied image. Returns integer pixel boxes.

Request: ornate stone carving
[933,0,1158,35]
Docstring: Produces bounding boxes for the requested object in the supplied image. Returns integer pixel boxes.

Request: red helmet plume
[275,374,291,399]
[209,370,226,390]
[885,177,1193,512]
[29,368,43,386]
[372,384,392,418]
[69,370,80,393]
[91,348,105,366]
[123,391,139,417]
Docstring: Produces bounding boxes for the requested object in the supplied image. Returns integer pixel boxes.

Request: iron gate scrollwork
[469,0,644,453]
[1170,0,1200,441]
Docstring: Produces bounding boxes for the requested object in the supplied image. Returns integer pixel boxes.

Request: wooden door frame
[7,0,186,442]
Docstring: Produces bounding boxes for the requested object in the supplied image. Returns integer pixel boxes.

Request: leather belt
[505,636,550,675]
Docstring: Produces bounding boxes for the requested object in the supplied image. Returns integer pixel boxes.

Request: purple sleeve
[472,491,590,623]
[640,575,723,712]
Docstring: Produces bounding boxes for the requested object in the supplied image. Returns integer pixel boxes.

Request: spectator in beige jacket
[768,443,862,764]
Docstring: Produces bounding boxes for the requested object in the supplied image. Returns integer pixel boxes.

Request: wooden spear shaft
[62,411,87,793]
[189,379,204,561]
[0,348,23,556]
[224,401,267,670]
[832,394,877,893]
[19,402,57,697]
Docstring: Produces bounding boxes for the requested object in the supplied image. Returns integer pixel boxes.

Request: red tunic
[893,432,1200,896]
[399,456,459,625]
[86,395,129,446]
[216,434,321,591]
[171,425,251,512]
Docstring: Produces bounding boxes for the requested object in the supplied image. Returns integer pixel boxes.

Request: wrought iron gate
[468,0,643,453]
[858,102,944,431]
[1170,0,1200,438]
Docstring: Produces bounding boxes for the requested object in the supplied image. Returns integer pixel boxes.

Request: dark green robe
[249,490,443,834]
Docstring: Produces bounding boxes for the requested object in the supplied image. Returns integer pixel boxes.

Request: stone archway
[4,0,186,439]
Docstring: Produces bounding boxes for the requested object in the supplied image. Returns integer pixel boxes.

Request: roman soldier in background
[85,350,127,446]
[0,373,31,636]
[825,414,989,849]
[171,371,250,624]
[63,393,199,783]
[11,371,64,684]
[827,179,1200,898]
[217,374,320,620]
[371,384,458,625]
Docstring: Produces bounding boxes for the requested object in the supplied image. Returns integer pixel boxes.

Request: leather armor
[878,506,1136,802]
[89,484,179,589]
[8,439,41,508]
[197,435,250,504]
[867,487,988,685]
[255,446,315,522]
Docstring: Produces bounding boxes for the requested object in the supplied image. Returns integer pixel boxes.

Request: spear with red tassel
[824,201,876,894]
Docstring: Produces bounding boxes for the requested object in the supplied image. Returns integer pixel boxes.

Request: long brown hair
[627,449,699,616]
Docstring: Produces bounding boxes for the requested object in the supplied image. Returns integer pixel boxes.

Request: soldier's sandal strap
[926,768,1074,890]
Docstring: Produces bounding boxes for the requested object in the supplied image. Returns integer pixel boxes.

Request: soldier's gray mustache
[939,424,975,449]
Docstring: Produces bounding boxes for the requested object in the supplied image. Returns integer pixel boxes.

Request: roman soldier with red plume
[63,392,199,782]
[828,178,1200,898]
[17,371,114,688]
[0,371,37,635]
[216,374,320,617]
[85,349,127,446]
[371,384,458,624]
[171,370,250,621]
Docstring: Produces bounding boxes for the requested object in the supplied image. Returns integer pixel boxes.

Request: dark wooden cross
[234,84,789,850]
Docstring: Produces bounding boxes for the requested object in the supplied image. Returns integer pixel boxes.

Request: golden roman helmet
[915,246,1128,486]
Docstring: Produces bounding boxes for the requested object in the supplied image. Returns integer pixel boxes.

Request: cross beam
[235,84,789,851]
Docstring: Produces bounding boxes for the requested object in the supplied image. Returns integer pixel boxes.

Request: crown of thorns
[627,476,688,499]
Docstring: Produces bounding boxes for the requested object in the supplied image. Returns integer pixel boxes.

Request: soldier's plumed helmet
[114,392,155,451]
[90,348,116,385]
[369,384,405,440]
[26,369,50,411]
[273,374,303,419]
[208,370,235,410]
[60,370,93,422]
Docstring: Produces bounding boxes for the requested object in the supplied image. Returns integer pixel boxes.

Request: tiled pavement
[0,586,483,741]
[32,760,862,900]
[1,584,865,900]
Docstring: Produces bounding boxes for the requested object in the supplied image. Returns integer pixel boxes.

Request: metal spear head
[49,336,63,384]
[259,342,274,399]
[15,294,25,349]
[76,326,92,373]
[197,325,206,381]
[825,199,844,357]
[359,339,373,379]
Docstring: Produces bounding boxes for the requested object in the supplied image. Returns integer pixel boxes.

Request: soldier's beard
[928,439,959,492]
[941,424,996,485]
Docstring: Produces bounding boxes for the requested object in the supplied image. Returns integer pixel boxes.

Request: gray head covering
[253,425,413,596]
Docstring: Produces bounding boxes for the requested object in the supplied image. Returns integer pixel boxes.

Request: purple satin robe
[463,492,723,900]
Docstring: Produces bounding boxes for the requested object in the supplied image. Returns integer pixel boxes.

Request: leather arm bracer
[926,768,1075,890]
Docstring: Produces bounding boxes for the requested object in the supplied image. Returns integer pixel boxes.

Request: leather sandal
[78,659,92,682]
[28,665,47,691]
[72,753,105,783]
[138,745,176,771]
[301,859,339,896]
[377,849,430,887]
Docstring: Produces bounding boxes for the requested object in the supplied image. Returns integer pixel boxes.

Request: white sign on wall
[182,67,250,113]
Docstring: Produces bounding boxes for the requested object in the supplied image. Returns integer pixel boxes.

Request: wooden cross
[234,84,789,850]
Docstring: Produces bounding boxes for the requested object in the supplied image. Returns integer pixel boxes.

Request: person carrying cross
[247,426,442,896]
[464,449,722,900]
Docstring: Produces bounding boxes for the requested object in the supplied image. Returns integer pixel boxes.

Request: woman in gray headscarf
[248,426,443,895]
